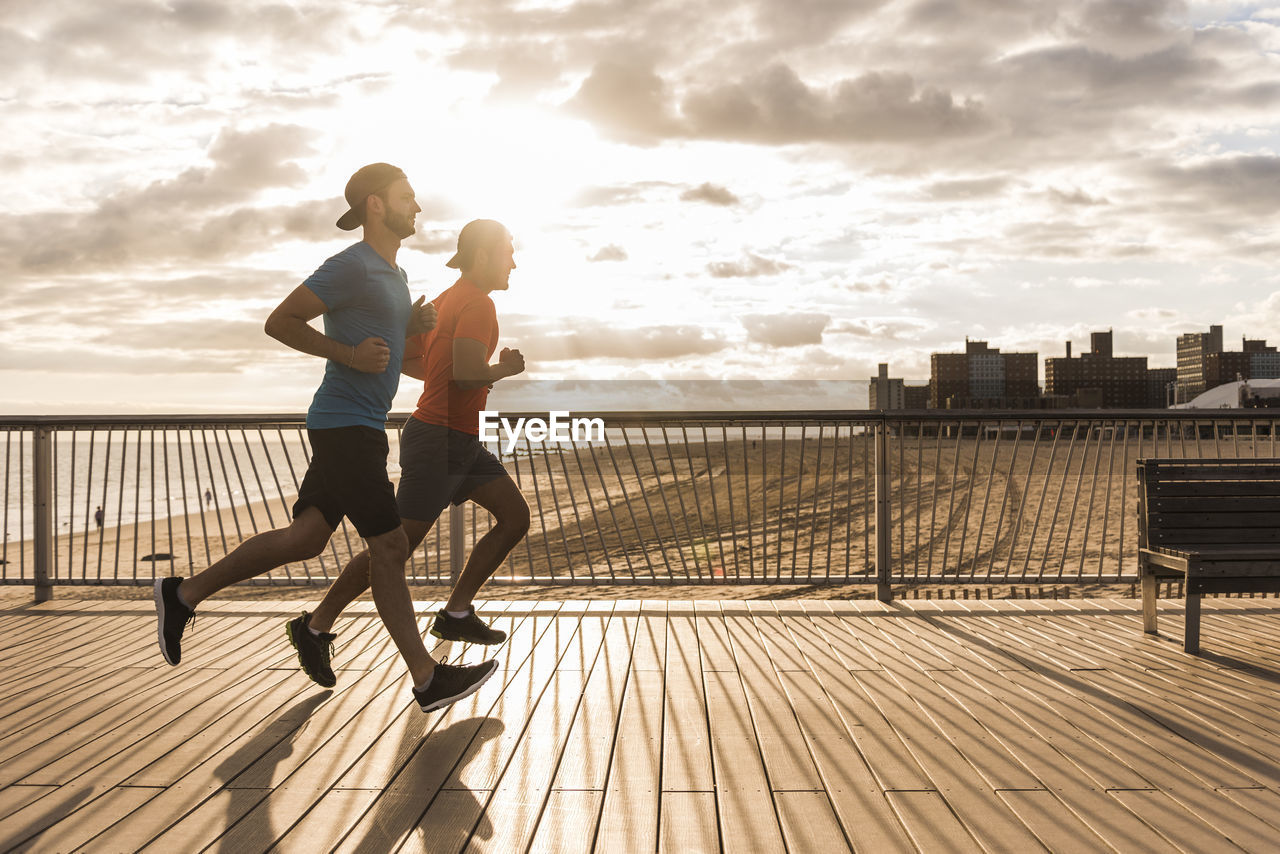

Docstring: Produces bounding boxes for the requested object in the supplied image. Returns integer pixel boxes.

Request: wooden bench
[1137,457,1280,653]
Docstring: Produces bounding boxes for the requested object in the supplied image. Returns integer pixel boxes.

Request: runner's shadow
[351,714,505,853]
[212,691,331,853]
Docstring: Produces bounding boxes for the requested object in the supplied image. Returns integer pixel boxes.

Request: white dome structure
[1174,378,1280,409]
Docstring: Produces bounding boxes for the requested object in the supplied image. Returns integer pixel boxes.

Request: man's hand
[406,295,438,336]
[351,337,391,373]
[498,347,525,377]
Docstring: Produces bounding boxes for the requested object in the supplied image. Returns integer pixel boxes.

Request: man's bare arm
[452,339,525,390]
[264,285,389,374]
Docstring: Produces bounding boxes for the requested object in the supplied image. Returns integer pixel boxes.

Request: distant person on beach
[287,218,529,689]
[94,506,103,531]
[204,488,212,507]
[154,164,500,714]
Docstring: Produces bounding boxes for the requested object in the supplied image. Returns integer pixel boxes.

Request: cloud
[507,320,728,361]
[829,318,929,340]
[706,252,793,278]
[922,176,1011,200]
[567,59,678,144]
[741,312,830,347]
[87,318,269,352]
[3,2,348,92]
[571,182,676,207]
[588,244,628,262]
[569,60,990,145]
[1048,186,1109,206]
[680,182,740,206]
[0,124,348,276]
[1145,154,1280,216]
[682,64,990,144]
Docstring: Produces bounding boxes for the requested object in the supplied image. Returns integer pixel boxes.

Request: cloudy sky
[4,0,1280,413]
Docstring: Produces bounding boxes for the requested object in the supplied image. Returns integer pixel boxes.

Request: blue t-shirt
[302,242,410,431]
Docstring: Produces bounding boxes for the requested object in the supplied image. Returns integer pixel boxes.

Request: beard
[383,209,416,239]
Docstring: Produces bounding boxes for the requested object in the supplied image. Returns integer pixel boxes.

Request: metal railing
[5,411,1279,598]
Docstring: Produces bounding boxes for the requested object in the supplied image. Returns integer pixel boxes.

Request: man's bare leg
[444,477,529,613]
[180,507,333,608]
[364,525,436,686]
[307,518,435,633]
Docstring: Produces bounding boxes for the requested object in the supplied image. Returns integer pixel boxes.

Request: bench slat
[1149,529,1280,544]
[1150,497,1280,512]
[1148,482,1280,497]
[1147,545,1280,558]
[1149,512,1280,527]
[1189,577,1280,594]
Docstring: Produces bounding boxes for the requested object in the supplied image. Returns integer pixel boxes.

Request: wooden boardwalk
[2,595,1280,852]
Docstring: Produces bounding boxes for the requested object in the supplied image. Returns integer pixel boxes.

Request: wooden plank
[776,671,916,852]
[925,671,1174,851]
[719,614,824,792]
[996,669,1263,792]
[550,614,636,791]
[453,669,592,852]
[0,784,162,853]
[528,790,604,854]
[996,790,1111,854]
[86,689,344,850]
[746,607,810,672]
[658,791,718,854]
[269,788,383,852]
[397,788,485,854]
[0,785,58,823]
[851,670,1049,853]
[141,670,407,851]
[1108,789,1241,853]
[704,670,785,854]
[339,611,578,851]
[886,790,984,853]
[1075,669,1280,787]
[1219,787,1280,831]
[774,791,852,853]
[593,669,664,854]
[692,600,736,671]
[660,612,713,792]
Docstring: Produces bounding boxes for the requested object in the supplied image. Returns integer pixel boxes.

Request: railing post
[448,504,465,586]
[874,417,892,602]
[33,426,53,602]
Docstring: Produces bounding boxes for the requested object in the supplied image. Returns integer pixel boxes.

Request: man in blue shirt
[154,163,499,713]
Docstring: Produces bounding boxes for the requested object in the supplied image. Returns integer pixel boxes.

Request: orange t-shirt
[405,278,499,434]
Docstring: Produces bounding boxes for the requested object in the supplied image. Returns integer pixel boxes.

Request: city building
[1044,330,1164,408]
[869,363,930,409]
[1176,326,1280,403]
[929,339,1039,409]
[1176,325,1223,400]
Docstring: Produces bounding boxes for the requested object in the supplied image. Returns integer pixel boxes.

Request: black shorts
[292,426,400,539]
[396,418,508,522]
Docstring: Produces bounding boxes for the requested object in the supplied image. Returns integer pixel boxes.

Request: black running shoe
[413,659,499,712]
[285,612,336,688]
[154,577,194,666]
[429,607,507,645]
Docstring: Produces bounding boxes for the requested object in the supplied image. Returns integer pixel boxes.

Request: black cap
[446,219,509,268]
[336,163,406,231]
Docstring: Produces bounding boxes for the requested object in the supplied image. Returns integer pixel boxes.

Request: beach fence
[4,411,1279,599]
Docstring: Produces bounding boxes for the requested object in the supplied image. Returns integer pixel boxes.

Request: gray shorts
[396,417,508,522]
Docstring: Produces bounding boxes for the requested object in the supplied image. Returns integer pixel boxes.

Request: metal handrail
[7,409,1280,597]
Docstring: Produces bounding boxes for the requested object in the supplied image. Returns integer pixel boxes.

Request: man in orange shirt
[286,219,530,690]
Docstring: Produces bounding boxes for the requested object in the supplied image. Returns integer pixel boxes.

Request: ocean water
[0,427,335,543]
